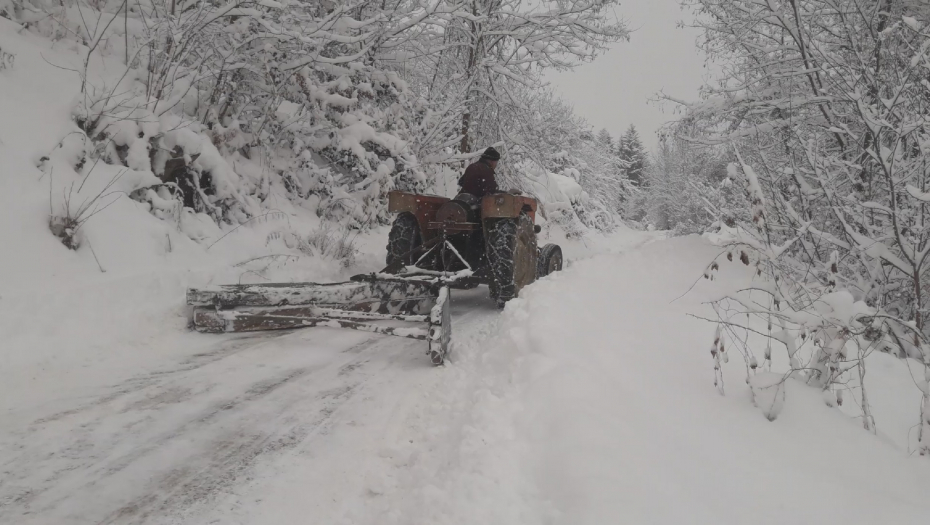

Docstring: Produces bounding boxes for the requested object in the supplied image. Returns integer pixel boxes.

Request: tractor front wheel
[485,213,537,308]
[537,244,563,278]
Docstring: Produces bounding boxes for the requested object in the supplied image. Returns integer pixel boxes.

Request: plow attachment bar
[187,278,440,313]
[187,277,452,365]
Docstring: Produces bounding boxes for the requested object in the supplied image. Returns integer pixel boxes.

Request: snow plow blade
[186,276,452,365]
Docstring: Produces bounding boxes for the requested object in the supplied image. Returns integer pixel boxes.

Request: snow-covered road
[4,233,930,525]
[0,286,501,524]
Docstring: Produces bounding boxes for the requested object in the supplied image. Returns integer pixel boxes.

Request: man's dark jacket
[458,159,499,197]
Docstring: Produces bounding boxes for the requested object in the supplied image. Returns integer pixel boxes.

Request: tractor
[383,190,563,307]
[185,190,562,365]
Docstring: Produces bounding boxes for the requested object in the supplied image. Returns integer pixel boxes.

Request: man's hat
[480,147,501,161]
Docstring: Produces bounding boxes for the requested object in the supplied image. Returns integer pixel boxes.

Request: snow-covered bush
[304,225,359,268]
[9,0,630,239]
[638,134,735,234]
[680,0,930,452]
[0,44,13,70]
[519,163,593,237]
[493,90,636,231]
[749,373,787,422]
[8,1,436,233]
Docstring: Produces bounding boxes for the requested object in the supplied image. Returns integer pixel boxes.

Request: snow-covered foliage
[3,0,629,247]
[407,0,628,159]
[472,89,636,233]
[635,132,737,234]
[676,0,930,453]
[616,124,647,186]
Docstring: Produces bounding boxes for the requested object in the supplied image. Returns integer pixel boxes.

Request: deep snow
[4,231,930,524]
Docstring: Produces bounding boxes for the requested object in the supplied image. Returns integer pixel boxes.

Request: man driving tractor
[458,147,501,197]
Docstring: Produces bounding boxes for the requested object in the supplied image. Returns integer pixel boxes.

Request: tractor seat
[452,192,480,209]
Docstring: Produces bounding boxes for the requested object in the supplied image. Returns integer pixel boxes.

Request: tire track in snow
[2,285,507,525]
[1,333,293,509]
[26,333,289,426]
[198,288,505,525]
[96,377,359,525]
[0,328,394,525]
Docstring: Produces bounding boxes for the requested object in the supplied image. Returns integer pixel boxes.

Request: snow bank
[522,165,585,208]
[359,235,930,524]
[515,162,609,236]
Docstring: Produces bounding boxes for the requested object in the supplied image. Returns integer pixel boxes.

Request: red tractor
[383,190,563,307]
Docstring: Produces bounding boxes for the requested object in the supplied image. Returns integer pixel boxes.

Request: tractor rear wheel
[386,212,421,269]
[485,213,537,308]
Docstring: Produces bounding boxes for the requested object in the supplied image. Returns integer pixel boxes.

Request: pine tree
[596,128,614,153]
[617,125,647,186]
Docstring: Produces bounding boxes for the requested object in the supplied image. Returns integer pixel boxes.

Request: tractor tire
[386,212,421,268]
[537,244,563,278]
[486,213,537,308]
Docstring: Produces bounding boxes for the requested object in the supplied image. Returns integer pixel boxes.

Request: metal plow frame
[187,273,455,365]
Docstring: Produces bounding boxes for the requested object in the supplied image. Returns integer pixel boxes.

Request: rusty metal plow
[187,275,455,365]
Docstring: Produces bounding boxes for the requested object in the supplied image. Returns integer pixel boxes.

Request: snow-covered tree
[18,0,466,227]
[413,0,629,158]
[596,128,614,152]
[9,0,629,240]
[637,131,732,232]
[495,88,633,231]
[617,125,647,186]
[677,0,930,449]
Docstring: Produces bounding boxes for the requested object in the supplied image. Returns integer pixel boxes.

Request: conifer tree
[617,125,647,186]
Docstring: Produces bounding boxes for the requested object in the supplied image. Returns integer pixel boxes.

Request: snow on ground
[384,235,930,525]
[3,228,930,524]
[0,224,644,524]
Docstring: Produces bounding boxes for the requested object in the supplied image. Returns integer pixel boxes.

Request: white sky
[545,0,708,152]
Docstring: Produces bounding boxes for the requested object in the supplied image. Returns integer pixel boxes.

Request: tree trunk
[460,3,480,154]
[459,111,471,154]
